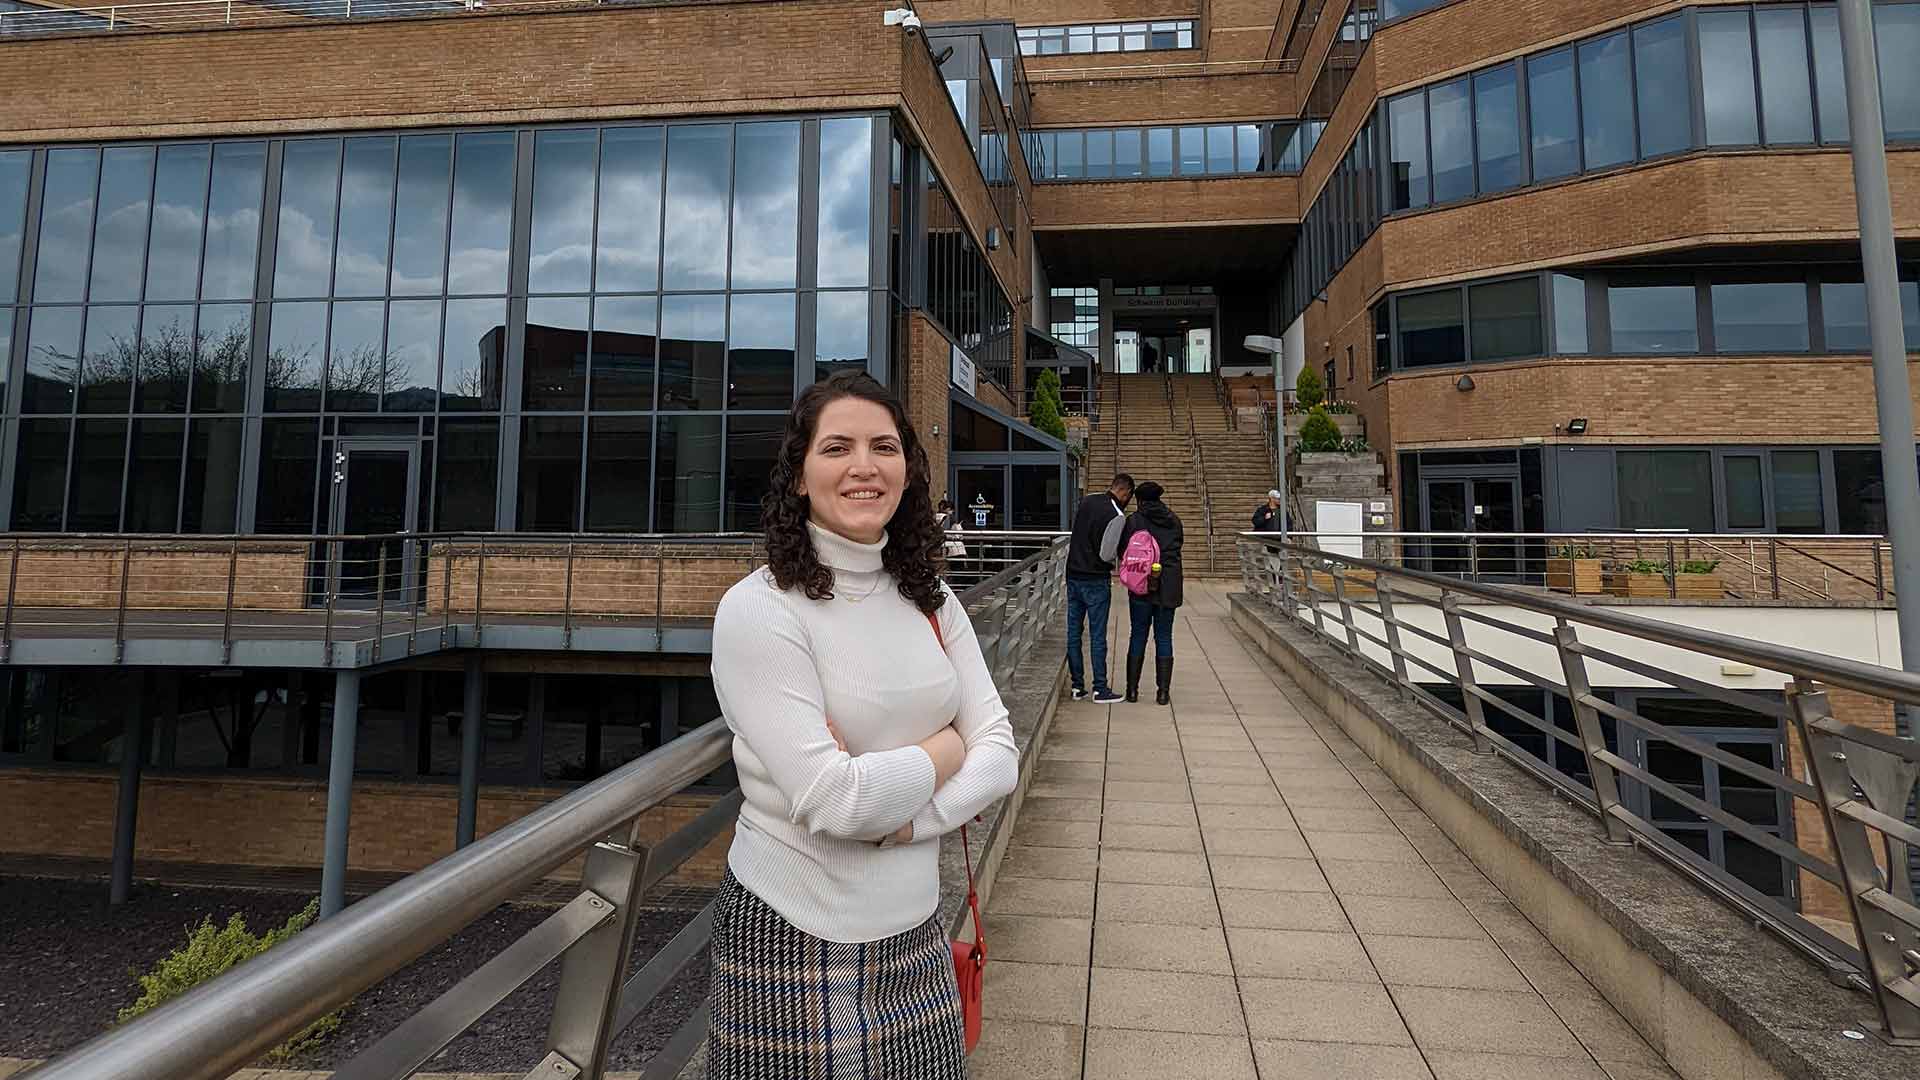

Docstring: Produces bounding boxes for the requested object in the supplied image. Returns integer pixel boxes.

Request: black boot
[1155,656,1174,706]
[1124,653,1145,703]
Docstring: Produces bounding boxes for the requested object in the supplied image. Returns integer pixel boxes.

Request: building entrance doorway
[1422,477,1518,579]
[1114,324,1214,374]
[326,439,419,603]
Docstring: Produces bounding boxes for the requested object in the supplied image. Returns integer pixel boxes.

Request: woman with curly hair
[707,371,1018,1079]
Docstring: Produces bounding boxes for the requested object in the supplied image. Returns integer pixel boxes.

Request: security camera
[883,8,922,30]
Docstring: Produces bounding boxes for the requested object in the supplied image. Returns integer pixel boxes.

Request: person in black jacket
[1064,473,1135,703]
[1252,490,1283,533]
[1110,481,1184,704]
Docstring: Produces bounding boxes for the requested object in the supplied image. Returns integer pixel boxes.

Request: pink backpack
[1117,528,1161,596]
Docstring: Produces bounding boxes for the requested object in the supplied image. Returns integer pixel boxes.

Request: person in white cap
[1252,490,1283,533]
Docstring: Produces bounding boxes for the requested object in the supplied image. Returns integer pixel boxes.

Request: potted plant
[1604,558,1724,600]
[1547,542,1603,595]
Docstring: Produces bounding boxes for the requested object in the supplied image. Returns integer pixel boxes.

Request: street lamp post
[1244,335,1287,549]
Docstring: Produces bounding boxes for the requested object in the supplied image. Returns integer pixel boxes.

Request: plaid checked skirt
[707,869,966,1080]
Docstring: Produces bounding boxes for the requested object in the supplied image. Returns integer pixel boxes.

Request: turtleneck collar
[808,520,888,573]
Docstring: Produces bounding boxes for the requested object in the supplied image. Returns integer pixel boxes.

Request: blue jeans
[1128,596,1176,659]
[1066,577,1113,692]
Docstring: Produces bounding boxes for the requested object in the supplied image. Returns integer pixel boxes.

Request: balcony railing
[30,535,1070,1080]
[0,0,563,38]
[1238,534,1920,1042]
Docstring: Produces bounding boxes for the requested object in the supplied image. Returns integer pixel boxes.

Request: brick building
[0,1,1916,909]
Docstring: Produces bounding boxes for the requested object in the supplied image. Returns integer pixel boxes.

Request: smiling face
[798,397,909,544]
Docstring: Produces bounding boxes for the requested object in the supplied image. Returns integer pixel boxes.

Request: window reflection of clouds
[817,118,872,289]
[596,127,663,294]
[34,149,99,304]
[265,300,326,411]
[449,133,514,296]
[531,130,598,294]
[326,299,385,412]
[334,137,397,299]
[663,126,730,291]
[202,143,265,302]
[384,299,441,413]
[730,122,799,290]
[391,135,452,297]
[813,291,869,382]
[273,140,342,299]
[0,151,28,301]
[146,145,211,304]
[89,147,155,303]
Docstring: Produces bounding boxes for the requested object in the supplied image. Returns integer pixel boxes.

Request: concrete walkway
[972,582,1683,1080]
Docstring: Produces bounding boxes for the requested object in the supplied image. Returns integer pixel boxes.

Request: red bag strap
[926,609,945,649]
[927,608,983,958]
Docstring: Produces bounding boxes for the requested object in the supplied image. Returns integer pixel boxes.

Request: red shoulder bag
[927,610,987,1054]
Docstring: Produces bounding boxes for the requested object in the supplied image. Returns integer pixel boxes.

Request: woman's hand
[825,716,849,753]
[920,725,966,789]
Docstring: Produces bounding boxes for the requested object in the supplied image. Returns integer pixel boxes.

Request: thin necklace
[840,572,887,603]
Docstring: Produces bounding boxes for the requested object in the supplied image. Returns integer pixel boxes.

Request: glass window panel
[1527,48,1580,181]
[1711,282,1808,352]
[1056,132,1084,178]
[1633,17,1692,158]
[584,416,653,532]
[1552,273,1588,354]
[1236,124,1260,172]
[124,418,184,532]
[590,294,657,411]
[663,125,731,291]
[391,134,452,297]
[1115,129,1144,178]
[658,293,725,410]
[265,301,326,411]
[1617,450,1714,532]
[728,292,795,409]
[34,149,100,304]
[145,145,210,304]
[655,414,722,532]
[435,418,498,530]
[1397,289,1465,367]
[79,305,137,414]
[731,122,800,290]
[255,418,318,533]
[1147,128,1174,177]
[725,414,783,531]
[814,291,870,383]
[1473,64,1524,192]
[1608,283,1698,353]
[1388,92,1429,210]
[1700,10,1761,146]
[68,418,127,532]
[332,137,397,298]
[192,303,250,413]
[273,140,342,299]
[441,297,506,411]
[596,127,664,293]
[517,416,583,532]
[325,300,385,412]
[447,132,515,295]
[1723,833,1787,897]
[182,417,242,533]
[1429,78,1473,202]
[1207,125,1235,174]
[1834,449,1885,534]
[24,305,82,413]
[1755,8,1816,145]
[1882,3,1920,141]
[1810,6,1850,143]
[383,299,439,412]
[89,147,156,303]
[1578,32,1634,170]
[818,118,873,289]
[529,129,596,295]
[136,304,194,413]
[1772,450,1824,533]
[1177,126,1206,174]
[12,420,70,531]
[0,310,10,405]
[524,297,589,411]
[1469,278,1544,362]
[0,150,28,302]
[1085,129,1114,178]
[201,143,266,302]
[1724,456,1766,529]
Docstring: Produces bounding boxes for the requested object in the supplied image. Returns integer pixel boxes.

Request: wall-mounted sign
[1111,294,1218,312]
[951,345,977,396]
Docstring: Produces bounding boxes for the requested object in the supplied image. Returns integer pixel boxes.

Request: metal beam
[110,677,145,905]
[456,656,485,849]
[320,669,362,920]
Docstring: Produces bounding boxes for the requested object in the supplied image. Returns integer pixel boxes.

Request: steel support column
[320,669,362,920]
[457,656,485,849]
[110,678,146,905]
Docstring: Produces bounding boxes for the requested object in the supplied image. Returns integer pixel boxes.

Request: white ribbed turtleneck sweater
[711,522,1020,943]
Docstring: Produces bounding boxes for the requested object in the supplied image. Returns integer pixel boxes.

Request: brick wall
[904,311,954,497]
[0,545,306,612]
[426,545,760,619]
[1372,0,1682,94]
[1033,174,1300,228]
[1030,72,1295,126]
[0,768,732,883]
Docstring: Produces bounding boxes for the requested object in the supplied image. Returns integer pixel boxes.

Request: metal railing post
[407,538,421,657]
[542,833,650,1079]
[1330,565,1361,655]
[1666,537,1678,598]
[654,543,666,648]
[114,540,134,664]
[3,538,21,665]
[1552,622,1632,844]
[472,540,487,648]
[1374,580,1411,690]
[562,541,576,650]
[222,537,239,666]
[1769,539,1782,599]
[372,545,388,663]
[1875,539,1887,601]
[440,538,454,650]
[1440,594,1493,753]
[1787,678,1920,1042]
[1468,534,1480,582]
[322,540,340,668]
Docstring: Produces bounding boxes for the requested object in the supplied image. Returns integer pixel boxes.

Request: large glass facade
[1031,122,1301,180]
[2,116,891,534]
[1017,20,1195,55]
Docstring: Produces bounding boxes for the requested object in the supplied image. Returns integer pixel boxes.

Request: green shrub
[121,899,342,1063]
[1297,406,1342,452]
[1029,369,1068,441]
[1619,558,1721,575]
[1553,542,1599,560]
[1294,366,1324,410]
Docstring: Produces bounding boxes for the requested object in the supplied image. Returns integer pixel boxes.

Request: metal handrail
[35,537,1071,1080]
[1180,381,1215,575]
[1238,534,1920,1041]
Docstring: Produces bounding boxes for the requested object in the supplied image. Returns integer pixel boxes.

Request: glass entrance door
[1421,477,1518,579]
[328,440,418,603]
[1473,478,1519,580]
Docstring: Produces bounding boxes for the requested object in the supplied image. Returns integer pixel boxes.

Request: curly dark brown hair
[761,371,947,614]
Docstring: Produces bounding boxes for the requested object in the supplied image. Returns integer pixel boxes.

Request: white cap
[1268,490,1282,500]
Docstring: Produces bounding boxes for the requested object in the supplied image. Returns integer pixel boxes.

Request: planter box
[1604,571,1724,600]
[1547,558,1604,595]
[1294,566,1377,599]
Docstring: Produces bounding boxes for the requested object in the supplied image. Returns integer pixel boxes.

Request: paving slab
[1251,1040,1436,1080]
[1082,1029,1258,1080]
[1092,920,1234,975]
[1239,977,1415,1044]
[1086,968,1248,1036]
[1098,848,1212,887]
[983,914,1093,966]
[1225,927,1377,982]
[967,1020,1083,1080]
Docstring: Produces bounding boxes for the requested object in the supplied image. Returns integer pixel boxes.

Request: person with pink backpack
[1102,481,1185,704]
